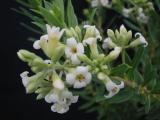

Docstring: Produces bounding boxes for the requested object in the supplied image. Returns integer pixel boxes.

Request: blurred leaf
[110,64,131,76]
[79,100,95,110]
[155,0,160,10]
[124,51,132,65]
[107,88,134,104]
[123,19,140,31]
[144,95,151,113]
[89,8,97,24]
[133,69,144,84]
[132,47,144,69]
[66,0,78,27]
[148,11,160,41]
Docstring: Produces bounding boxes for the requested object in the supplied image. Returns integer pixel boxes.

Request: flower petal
[75,66,88,75]
[74,81,86,88]
[66,73,75,85]
[71,54,80,65]
[85,72,92,84]
[65,47,73,58]
[76,43,84,54]
[66,37,77,47]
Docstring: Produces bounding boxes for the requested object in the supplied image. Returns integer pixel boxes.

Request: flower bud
[20,71,45,93]
[77,54,93,66]
[107,25,132,47]
[102,37,117,49]
[17,49,38,62]
[103,47,122,64]
[52,72,65,90]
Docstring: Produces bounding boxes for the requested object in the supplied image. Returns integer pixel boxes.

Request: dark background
[1,0,95,120]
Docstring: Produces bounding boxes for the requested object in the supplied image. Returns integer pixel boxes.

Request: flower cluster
[90,0,154,24]
[18,24,147,113]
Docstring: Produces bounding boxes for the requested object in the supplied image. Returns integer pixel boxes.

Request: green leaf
[79,100,95,110]
[148,11,160,41]
[54,0,64,20]
[107,88,134,104]
[66,0,78,27]
[39,6,60,26]
[89,8,97,24]
[144,95,151,113]
[124,51,132,65]
[110,64,131,76]
[133,69,144,84]
[155,0,160,10]
[132,47,144,69]
[123,19,140,31]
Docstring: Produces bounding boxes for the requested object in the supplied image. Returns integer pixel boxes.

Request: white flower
[46,24,64,40]
[135,33,148,47]
[45,89,79,114]
[66,66,92,88]
[20,71,29,87]
[91,0,111,8]
[102,37,116,49]
[91,0,99,7]
[122,8,131,17]
[137,8,149,23]
[104,80,124,99]
[51,103,69,114]
[83,25,102,48]
[33,24,64,50]
[84,25,102,41]
[33,35,48,49]
[45,91,59,103]
[100,0,111,7]
[33,40,41,49]
[108,47,122,59]
[65,37,84,65]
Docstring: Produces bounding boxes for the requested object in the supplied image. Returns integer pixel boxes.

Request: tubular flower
[105,80,124,99]
[129,33,148,47]
[45,89,79,114]
[20,71,29,87]
[66,66,92,88]
[65,37,84,65]
[33,24,65,59]
[102,37,117,49]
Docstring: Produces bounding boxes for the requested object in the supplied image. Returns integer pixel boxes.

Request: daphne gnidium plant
[15,0,160,119]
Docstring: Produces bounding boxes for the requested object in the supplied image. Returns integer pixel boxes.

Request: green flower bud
[75,26,82,40]
[17,49,50,73]
[97,72,107,81]
[17,49,38,62]
[65,29,73,37]
[107,25,132,47]
[107,29,116,42]
[77,54,94,66]
[23,72,46,93]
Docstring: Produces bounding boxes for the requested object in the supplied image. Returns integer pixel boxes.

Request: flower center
[111,87,118,93]
[71,47,77,53]
[76,74,85,81]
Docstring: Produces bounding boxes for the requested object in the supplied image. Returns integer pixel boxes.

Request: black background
[1,0,96,120]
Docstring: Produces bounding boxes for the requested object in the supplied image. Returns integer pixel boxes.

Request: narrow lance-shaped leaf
[66,0,78,27]
[110,64,131,76]
[132,47,144,69]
